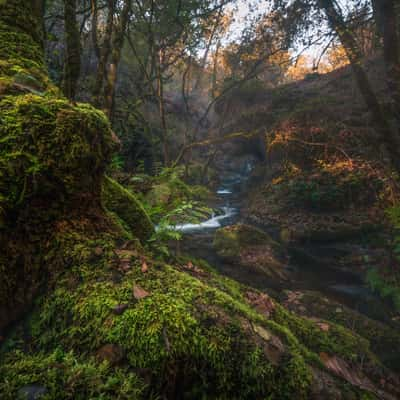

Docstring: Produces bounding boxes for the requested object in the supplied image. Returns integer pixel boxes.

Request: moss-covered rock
[281,290,400,372]
[145,182,172,206]
[0,0,115,332]
[102,176,154,243]
[213,224,289,281]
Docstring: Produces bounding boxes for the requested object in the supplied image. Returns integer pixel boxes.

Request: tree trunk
[93,0,115,107]
[371,0,384,47]
[319,0,400,170]
[379,0,400,123]
[91,0,100,59]
[104,0,131,119]
[157,47,170,166]
[31,0,45,44]
[63,0,81,100]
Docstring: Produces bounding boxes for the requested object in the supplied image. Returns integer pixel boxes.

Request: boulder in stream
[213,223,290,282]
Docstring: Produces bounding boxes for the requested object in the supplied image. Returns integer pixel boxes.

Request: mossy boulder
[214,224,289,281]
[281,290,400,372]
[102,176,154,243]
[0,0,116,332]
[145,182,172,206]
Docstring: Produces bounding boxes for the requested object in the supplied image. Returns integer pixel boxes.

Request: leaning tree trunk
[0,0,115,333]
[319,0,400,171]
[63,0,81,100]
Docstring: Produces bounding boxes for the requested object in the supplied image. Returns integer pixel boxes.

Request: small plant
[147,202,193,257]
[108,154,125,172]
[365,206,400,312]
[366,268,400,312]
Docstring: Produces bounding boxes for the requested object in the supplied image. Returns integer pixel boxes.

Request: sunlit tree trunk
[63,0,81,100]
[104,0,131,119]
[93,0,115,107]
[211,41,221,100]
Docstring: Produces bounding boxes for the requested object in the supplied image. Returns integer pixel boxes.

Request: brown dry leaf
[141,261,148,273]
[133,284,150,300]
[246,291,275,318]
[316,322,330,332]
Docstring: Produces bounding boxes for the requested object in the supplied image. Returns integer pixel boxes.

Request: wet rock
[213,224,289,282]
[96,344,125,366]
[214,223,275,258]
[253,324,285,365]
[293,223,381,244]
[145,183,171,206]
[318,353,398,400]
[310,367,353,399]
[18,385,47,400]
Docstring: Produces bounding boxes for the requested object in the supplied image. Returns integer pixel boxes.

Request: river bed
[175,165,397,327]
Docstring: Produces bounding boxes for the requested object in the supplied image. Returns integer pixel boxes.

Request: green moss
[102,176,154,243]
[213,223,284,259]
[285,290,400,371]
[0,92,116,331]
[1,224,393,398]
[0,95,115,217]
[272,303,372,364]
[0,233,317,399]
[0,350,145,399]
[367,268,400,312]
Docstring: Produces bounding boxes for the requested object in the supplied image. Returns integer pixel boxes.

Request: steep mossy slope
[2,230,395,399]
[102,176,154,241]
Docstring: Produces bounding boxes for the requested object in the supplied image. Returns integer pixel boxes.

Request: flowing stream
[176,162,397,326]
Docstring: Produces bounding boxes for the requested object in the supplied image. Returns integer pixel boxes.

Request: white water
[217,189,232,195]
[171,207,237,233]
[159,160,254,234]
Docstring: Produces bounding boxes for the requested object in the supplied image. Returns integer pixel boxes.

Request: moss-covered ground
[1,219,390,398]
